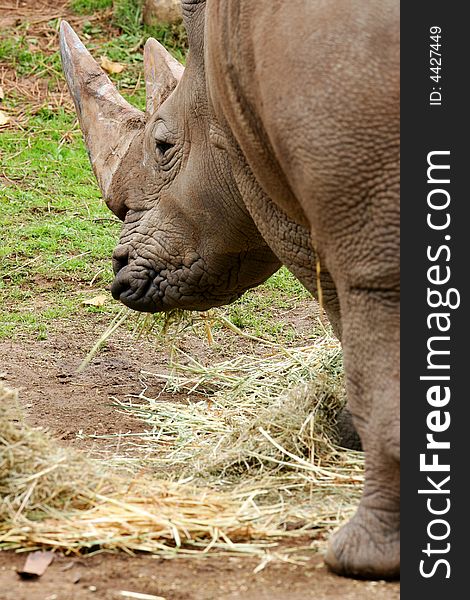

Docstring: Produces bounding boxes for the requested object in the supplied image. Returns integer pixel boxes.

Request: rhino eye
[155,140,173,156]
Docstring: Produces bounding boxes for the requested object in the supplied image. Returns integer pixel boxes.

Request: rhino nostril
[112,246,130,275]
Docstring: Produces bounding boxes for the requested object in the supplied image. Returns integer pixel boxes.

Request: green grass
[0,0,312,343]
[0,0,188,339]
[0,37,62,81]
[224,269,311,342]
[0,107,122,339]
[73,0,188,63]
[70,0,113,15]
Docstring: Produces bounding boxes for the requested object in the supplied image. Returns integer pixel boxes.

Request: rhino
[59,0,399,579]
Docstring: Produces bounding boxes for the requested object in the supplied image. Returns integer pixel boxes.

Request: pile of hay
[0,386,107,523]
[108,335,364,528]
[110,337,360,480]
[1,315,364,559]
[0,385,280,556]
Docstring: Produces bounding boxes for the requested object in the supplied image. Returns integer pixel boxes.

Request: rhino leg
[325,291,400,578]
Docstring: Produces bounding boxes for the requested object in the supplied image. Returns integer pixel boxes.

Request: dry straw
[0,311,364,560]
[0,384,278,556]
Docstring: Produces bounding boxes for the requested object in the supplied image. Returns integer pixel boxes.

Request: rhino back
[205,0,400,297]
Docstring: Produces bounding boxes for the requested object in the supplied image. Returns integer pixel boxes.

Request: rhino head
[59,21,280,313]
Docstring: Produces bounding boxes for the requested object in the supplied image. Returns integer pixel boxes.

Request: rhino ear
[144,38,184,115]
[59,21,144,219]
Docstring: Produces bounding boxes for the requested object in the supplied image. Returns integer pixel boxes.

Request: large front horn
[59,21,144,219]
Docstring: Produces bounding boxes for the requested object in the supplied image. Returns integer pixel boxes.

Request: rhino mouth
[110,251,244,313]
[111,269,241,313]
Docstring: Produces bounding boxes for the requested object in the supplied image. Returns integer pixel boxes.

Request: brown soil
[0,321,165,454]
[0,551,398,600]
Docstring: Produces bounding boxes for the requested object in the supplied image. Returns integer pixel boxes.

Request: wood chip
[17,551,54,579]
[72,572,82,584]
[119,592,167,600]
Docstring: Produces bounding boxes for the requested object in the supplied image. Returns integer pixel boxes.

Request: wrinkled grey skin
[60,0,399,579]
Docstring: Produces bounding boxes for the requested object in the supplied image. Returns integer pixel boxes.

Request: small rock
[143,0,182,26]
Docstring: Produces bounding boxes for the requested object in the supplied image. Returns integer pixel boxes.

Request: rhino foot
[324,505,400,579]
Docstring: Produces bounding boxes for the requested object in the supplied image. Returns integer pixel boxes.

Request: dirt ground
[0,551,398,600]
[0,321,400,600]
